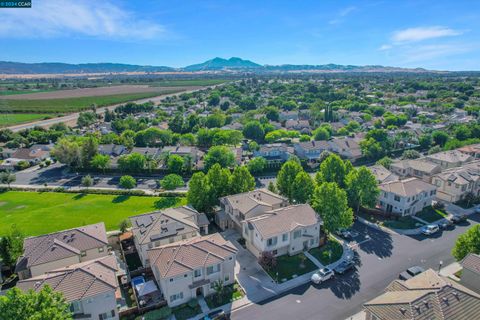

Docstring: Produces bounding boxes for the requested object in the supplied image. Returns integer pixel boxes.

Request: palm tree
[212,279,225,303]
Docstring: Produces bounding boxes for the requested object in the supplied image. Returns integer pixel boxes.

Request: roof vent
[423,300,429,308]
[399,307,406,314]
[452,291,459,300]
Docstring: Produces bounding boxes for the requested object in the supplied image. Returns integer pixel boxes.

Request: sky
[0,0,479,71]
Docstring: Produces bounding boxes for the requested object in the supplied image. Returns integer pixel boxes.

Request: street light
[438,260,443,274]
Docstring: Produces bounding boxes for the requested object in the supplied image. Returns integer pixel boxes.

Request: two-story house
[293,140,331,162]
[15,223,109,280]
[328,137,362,161]
[148,234,237,307]
[378,178,437,216]
[242,204,322,258]
[218,189,288,232]
[130,206,209,266]
[460,253,480,293]
[369,165,399,184]
[426,150,473,169]
[431,161,480,202]
[252,143,294,165]
[17,255,120,320]
[390,159,442,182]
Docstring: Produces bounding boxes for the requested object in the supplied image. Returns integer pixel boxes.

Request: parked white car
[311,267,334,284]
[421,224,439,236]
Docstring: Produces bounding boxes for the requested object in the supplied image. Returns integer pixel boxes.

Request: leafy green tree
[418,134,432,150]
[0,286,72,320]
[313,127,330,141]
[0,171,15,188]
[452,224,480,261]
[0,224,24,268]
[243,121,265,142]
[230,166,255,194]
[167,155,184,174]
[90,154,110,173]
[291,171,315,204]
[204,146,235,170]
[119,219,131,234]
[77,111,97,127]
[268,181,277,193]
[81,136,98,166]
[208,93,221,106]
[118,152,146,173]
[160,174,184,190]
[206,164,231,200]
[81,175,93,188]
[212,279,225,303]
[312,182,353,234]
[264,106,280,121]
[401,149,421,160]
[119,175,136,189]
[187,172,211,212]
[432,131,449,147]
[205,113,226,128]
[248,157,267,174]
[376,156,393,169]
[276,159,303,202]
[315,153,347,188]
[345,166,379,213]
[360,138,385,160]
[52,138,82,168]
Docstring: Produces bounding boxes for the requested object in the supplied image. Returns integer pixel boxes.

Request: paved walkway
[197,296,209,314]
[304,251,324,268]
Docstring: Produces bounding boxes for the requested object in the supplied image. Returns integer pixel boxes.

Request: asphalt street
[231,216,480,320]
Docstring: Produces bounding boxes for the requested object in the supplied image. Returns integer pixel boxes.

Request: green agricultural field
[0,113,54,127]
[0,89,182,113]
[150,79,227,87]
[0,191,186,236]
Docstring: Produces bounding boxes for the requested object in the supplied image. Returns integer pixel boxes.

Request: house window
[170,292,184,303]
[170,278,173,282]
[148,243,153,249]
[244,225,249,235]
[70,301,81,313]
[98,247,104,253]
[266,237,277,247]
[225,275,230,282]
[293,230,301,239]
[430,190,436,196]
[310,239,314,245]
[194,269,202,277]
[99,310,115,320]
[169,237,174,243]
[394,195,400,202]
[207,264,220,275]
[80,251,86,257]
[182,234,187,240]
[282,233,288,242]
[184,274,188,278]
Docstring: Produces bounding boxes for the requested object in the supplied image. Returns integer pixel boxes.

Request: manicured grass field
[0,90,182,113]
[0,191,186,236]
[0,113,54,127]
[309,238,343,265]
[415,206,447,223]
[264,253,317,283]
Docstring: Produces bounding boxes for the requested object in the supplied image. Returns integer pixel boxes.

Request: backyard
[0,191,186,236]
[264,253,317,283]
[415,206,448,223]
[308,238,343,265]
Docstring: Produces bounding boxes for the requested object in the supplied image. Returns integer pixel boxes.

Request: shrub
[258,251,277,271]
[160,174,184,190]
[187,298,199,308]
[119,175,136,189]
[135,307,172,320]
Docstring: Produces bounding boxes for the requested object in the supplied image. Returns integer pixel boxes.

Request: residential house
[98,144,127,157]
[390,159,442,182]
[17,255,120,320]
[426,150,473,169]
[284,120,311,133]
[253,143,293,165]
[130,147,163,160]
[243,204,322,258]
[293,140,331,162]
[130,206,209,266]
[148,234,237,307]
[460,253,480,293]
[368,165,399,184]
[431,161,480,202]
[161,146,203,164]
[279,111,299,121]
[458,144,480,159]
[3,145,51,166]
[328,137,362,161]
[378,178,437,216]
[218,189,288,232]
[15,223,109,280]
[363,269,480,320]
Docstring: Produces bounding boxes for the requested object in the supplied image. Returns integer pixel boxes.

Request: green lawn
[0,191,186,236]
[172,304,202,320]
[149,79,227,87]
[205,283,244,309]
[0,113,55,127]
[415,206,447,223]
[264,253,317,283]
[383,216,424,229]
[308,238,343,265]
[0,89,183,113]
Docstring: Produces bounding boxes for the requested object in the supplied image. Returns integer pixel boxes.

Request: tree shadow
[154,197,181,209]
[112,195,130,203]
[72,193,87,200]
[327,269,361,300]
[355,221,393,259]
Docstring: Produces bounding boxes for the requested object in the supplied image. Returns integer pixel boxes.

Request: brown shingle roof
[379,177,436,197]
[148,234,237,278]
[16,255,118,302]
[220,188,286,216]
[462,253,480,275]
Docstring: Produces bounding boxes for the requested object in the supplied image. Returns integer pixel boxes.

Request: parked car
[311,267,334,284]
[335,228,359,239]
[399,266,425,280]
[450,214,467,223]
[475,207,480,214]
[421,224,439,236]
[334,260,356,275]
[204,309,228,320]
[437,219,453,230]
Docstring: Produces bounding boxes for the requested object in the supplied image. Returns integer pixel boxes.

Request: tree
[167,154,184,174]
[119,175,136,189]
[345,166,379,213]
[205,164,231,200]
[51,138,82,168]
[276,159,303,202]
[360,138,384,161]
[81,136,98,166]
[376,156,393,169]
[418,134,432,150]
[401,149,421,160]
[313,127,330,141]
[291,171,315,204]
[119,219,131,234]
[264,106,280,121]
[243,121,265,142]
[432,131,449,147]
[248,157,267,174]
[81,175,93,188]
[77,111,97,127]
[212,279,225,303]
[187,172,211,212]
[315,153,347,188]
[0,286,72,320]
[90,154,110,173]
[118,152,146,173]
[452,224,480,261]
[0,224,24,268]
[160,174,184,190]
[268,181,277,193]
[230,166,255,194]
[0,171,15,188]
[312,182,353,234]
[204,146,235,170]
[258,251,277,272]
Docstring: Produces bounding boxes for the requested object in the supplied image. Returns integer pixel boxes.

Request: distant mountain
[183,57,262,71]
[0,58,434,75]
[0,61,175,74]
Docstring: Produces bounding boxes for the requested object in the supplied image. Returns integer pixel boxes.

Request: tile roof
[369,165,399,183]
[16,223,107,272]
[245,204,322,239]
[17,255,118,303]
[461,253,480,275]
[427,150,472,164]
[364,269,480,320]
[148,234,237,278]
[220,188,286,216]
[379,177,436,197]
[295,140,330,151]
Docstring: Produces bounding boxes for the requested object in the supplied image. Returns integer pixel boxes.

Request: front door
[196,287,202,296]
[303,240,308,250]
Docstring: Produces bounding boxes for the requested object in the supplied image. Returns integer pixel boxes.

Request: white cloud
[329,6,356,25]
[0,0,166,40]
[391,26,462,43]
[401,44,472,63]
[379,44,392,51]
